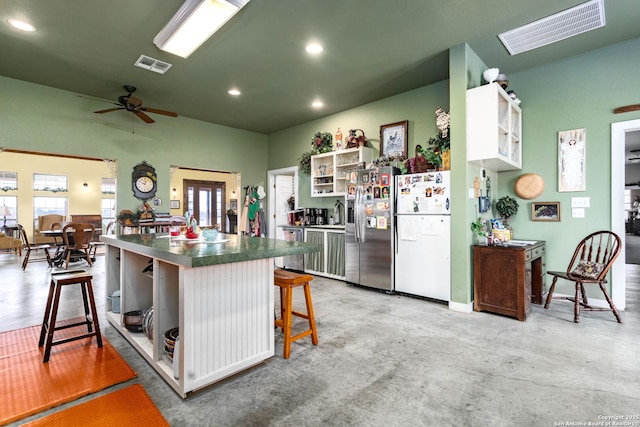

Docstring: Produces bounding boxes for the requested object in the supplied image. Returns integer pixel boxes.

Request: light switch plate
[469,189,475,198]
[572,208,585,218]
[571,197,590,208]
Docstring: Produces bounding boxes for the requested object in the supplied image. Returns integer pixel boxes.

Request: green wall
[1,76,268,214]
[267,81,449,211]
[496,37,640,294]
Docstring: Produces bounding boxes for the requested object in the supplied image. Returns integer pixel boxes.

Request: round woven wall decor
[514,173,544,200]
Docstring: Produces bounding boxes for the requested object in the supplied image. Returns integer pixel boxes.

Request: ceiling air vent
[498,0,605,55]
[134,55,173,75]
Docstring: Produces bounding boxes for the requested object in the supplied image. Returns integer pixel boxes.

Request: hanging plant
[299,151,312,174]
[311,131,333,154]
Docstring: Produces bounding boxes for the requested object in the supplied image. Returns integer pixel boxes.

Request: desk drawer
[525,245,545,261]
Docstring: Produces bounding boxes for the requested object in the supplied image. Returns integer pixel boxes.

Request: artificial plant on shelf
[311,131,333,154]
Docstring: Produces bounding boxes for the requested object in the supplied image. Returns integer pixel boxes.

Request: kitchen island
[101,232,322,398]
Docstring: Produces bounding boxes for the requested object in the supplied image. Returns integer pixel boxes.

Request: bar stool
[38,272,103,363]
[273,269,318,359]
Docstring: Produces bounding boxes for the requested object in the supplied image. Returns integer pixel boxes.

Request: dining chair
[88,221,115,258]
[18,224,52,270]
[544,230,622,323]
[60,222,96,269]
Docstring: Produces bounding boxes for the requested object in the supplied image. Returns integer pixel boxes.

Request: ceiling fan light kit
[154,0,251,58]
[92,85,178,124]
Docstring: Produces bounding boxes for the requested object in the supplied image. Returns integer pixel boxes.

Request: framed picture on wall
[170,200,180,209]
[558,128,586,192]
[380,120,408,158]
[531,202,561,221]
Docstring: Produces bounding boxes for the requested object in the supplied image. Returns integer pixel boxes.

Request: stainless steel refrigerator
[345,166,398,291]
[395,171,451,302]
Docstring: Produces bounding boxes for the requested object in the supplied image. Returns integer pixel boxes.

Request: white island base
[104,240,276,398]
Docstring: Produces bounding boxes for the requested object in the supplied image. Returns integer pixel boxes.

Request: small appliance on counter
[304,208,328,225]
[314,208,328,225]
[287,209,304,225]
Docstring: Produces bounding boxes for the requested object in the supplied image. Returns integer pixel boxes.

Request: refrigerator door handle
[354,185,361,242]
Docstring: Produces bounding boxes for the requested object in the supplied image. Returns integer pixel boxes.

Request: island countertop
[101,233,322,268]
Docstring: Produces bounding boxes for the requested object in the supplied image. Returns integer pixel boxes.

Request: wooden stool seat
[38,272,103,363]
[274,269,318,359]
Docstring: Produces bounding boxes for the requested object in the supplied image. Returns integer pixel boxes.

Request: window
[33,197,67,228]
[33,174,67,192]
[0,196,17,227]
[0,171,18,190]
[101,198,116,228]
[101,178,116,194]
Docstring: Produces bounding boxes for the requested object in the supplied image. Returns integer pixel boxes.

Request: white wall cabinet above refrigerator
[311,147,374,197]
[467,83,522,171]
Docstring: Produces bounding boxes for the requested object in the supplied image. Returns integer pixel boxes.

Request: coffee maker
[314,208,328,225]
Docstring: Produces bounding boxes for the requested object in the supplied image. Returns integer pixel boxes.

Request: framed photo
[558,128,586,192]
[170,200,180,209]
[380,120,408,158]
[531,202,561,222]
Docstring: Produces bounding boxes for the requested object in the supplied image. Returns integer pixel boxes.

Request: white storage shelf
[467,83,522,171]
[104,243,274,398]
[311,147,374,197]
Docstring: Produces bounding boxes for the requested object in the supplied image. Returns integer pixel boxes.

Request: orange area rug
[0,323,137,426]
[21,384,169,426]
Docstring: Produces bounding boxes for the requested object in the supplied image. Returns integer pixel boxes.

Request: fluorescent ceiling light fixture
[8,19,36,32]
[312,100,323,108]
[498,0,605,55]
[228,88,241,96]
[154,0,250,58]
[305,43,323,54]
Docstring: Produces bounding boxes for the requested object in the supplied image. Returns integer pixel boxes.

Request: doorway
[267,166,299,268]
[184,179,225,230]
[611,118,640,310]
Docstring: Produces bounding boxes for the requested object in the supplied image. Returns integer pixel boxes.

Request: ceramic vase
[483,68,499,84]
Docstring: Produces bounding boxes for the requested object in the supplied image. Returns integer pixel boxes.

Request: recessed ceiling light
[305,43,323,54]
[8,19,36,32]
[228,89,241,96]
[312,100,323,108]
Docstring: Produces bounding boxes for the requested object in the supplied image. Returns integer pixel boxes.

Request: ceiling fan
[89,85,178,123]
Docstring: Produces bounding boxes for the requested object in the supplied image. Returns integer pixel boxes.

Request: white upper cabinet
[467,83,522,171]
[311,147,374,197]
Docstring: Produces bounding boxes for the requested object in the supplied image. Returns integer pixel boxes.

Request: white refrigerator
[395,171,451,302]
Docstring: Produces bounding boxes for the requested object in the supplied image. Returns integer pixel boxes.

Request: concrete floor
[2,253,639,426]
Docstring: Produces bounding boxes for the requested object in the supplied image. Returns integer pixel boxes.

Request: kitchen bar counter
[101,233,322,397]
[101,233,322,267]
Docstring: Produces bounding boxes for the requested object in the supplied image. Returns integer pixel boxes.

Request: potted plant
[495,195,519,227]
[471,217,489,245]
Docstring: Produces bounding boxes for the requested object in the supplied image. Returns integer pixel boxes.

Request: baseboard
[448,300,473,313]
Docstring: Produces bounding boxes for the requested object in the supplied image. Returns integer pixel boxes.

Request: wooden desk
[473,241,546,321]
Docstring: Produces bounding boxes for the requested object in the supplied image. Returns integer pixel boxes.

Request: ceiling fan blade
[134,110,155,123]
[94,107,125,114]
[140,107,178,117]
[614,104,640,114]
[78,94,121,107]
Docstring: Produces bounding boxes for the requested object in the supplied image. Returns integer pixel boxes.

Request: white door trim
[267,166,299,240]
[611,118,640,309]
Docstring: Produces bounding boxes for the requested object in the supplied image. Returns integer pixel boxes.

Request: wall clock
[132,161,158,201]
